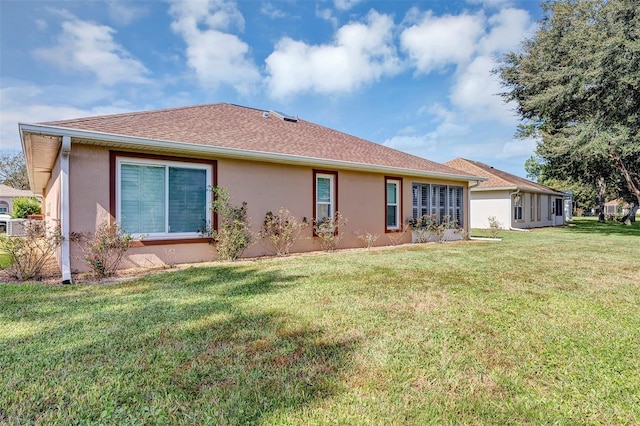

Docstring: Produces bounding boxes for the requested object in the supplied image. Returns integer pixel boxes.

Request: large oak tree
[498,0,640,221]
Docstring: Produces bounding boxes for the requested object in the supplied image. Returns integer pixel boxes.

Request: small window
[0,201,8,214]
[385,178,402,231]
[314,171,337,222]
[514,194,523,221]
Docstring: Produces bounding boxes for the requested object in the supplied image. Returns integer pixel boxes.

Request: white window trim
[315,173,335,221]
[386,179,401,230]
[116,157,212,239]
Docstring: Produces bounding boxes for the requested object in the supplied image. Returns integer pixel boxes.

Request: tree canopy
[498,0,640,210]
[0,152,29,190]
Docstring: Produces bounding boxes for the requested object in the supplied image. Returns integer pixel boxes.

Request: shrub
[258,208,307,256]
[71,222,133,278]
[487,216,503,238]
[387,223,410,246]
[209,187,252,261]
[356,231,379,249]
[408,214,436,243]
[409,214,461,243]
[313,211,347,252]
[0,220,62,281]
[11,197,41,219]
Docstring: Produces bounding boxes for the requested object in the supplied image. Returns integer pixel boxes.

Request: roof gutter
[19,123,485,183]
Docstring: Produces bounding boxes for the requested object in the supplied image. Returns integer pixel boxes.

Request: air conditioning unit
[0,216,28,237]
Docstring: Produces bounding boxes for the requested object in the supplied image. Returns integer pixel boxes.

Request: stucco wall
[469,190,511,229]
[65,143,469,271]
[470,189,564,230]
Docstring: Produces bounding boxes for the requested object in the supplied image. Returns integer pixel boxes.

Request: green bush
[11,197,41,219]
[71,222,133,278]
[208,187,252,261]
[0,220,62,280]
[313,211,347,252]
[258,208,307,256]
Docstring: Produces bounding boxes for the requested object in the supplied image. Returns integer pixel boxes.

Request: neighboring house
[445,158,567,230]
[20,103,483,282]
[604,199,630,216]
[0,184,37,216]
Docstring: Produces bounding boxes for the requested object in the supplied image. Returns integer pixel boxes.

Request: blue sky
[0,0,542,177]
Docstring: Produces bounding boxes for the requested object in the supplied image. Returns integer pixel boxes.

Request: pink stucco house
[20,103,482,283]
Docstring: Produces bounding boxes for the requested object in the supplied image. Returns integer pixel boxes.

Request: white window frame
[315,172,336,222]
[386,178,401,231]
[116,157,212,239]
[514,194,523,221]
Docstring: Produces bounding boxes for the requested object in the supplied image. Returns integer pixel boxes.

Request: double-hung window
[514,194,523,221]
[385,178,402,231]
[116,157,212,238]
[314,171,336,222]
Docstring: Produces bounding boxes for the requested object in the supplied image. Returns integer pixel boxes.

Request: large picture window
[385,177,402,231]
[116,157,212,238]
[314,171,337,222]
[412,183,464,227]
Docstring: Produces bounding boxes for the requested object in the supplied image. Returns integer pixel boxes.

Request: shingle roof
[0,184,35,198]
[444,158,563,195]
[40,103,473,178]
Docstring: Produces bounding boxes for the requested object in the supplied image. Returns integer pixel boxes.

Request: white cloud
[33,16,149,86]
[260,2,286,19]
[479,7,534,54]
[265,10,401,98]
[448,8,533,125]
[169,0,260,94]
[106,0,149,25]
[316,7,338,28]
[498,138,537,159]
[0,84,134,151]
[466,0,516,9]
[449,55,518,125]
[34,19,48,31]
[334,0,363,11]
[400,11,485,73]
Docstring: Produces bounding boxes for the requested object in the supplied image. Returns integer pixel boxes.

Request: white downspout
[60,135,72,284]
[509,189,529,232]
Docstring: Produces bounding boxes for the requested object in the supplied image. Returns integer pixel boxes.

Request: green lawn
[0,250,11,268]
[1,218,639,424]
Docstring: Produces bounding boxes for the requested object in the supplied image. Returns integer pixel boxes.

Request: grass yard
[0,250,11,268]
[1,218,639,424]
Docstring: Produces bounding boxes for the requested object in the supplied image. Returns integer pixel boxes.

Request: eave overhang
[20,123,486,189]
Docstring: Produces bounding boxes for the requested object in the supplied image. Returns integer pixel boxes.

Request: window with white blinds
[412,183,464,227]
[315,172,336,221]
[386,178,401,230]
[117,157,211,238]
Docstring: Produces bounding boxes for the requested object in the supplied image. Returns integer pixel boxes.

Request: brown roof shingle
[40,103,473,178]
[444,158,563,195]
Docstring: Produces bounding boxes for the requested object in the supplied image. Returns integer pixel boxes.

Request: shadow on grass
[1,265,357,424]
[563,218,640,237]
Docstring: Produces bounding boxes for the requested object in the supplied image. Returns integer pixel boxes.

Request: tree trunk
[597,177,606,222]
[621,202,638,225]
[612,154,640,218]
